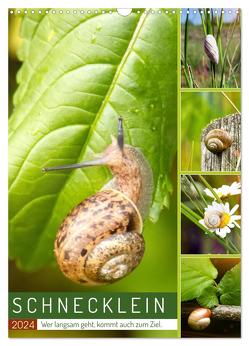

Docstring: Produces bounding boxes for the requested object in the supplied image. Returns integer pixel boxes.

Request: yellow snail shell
[188,308,212,331]
[204,129,233,154]
[204,211,222,229]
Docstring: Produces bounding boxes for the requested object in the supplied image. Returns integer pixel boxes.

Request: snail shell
[188,308,212,331]
[55,189,144,285]
[204,129,233,154]
[44,118,153,286]
[204,210,222,229]
[204,34,219,64]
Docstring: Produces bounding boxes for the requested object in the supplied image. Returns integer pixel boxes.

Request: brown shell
[54,189,143,285]
[204,129,233,154]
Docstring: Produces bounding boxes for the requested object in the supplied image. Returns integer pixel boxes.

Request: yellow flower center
[219,213,231,228]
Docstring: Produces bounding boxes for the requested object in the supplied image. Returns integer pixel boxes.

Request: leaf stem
[198,175,223,203]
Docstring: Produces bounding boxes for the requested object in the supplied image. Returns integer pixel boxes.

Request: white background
[1,0,249,345]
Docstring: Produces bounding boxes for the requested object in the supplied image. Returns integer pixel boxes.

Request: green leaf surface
[9,9,177,271]
[197,286,219,308]
[181,258,218,301]
[218,263,241,305]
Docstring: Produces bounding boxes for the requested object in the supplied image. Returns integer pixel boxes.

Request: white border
[1,0,249,345]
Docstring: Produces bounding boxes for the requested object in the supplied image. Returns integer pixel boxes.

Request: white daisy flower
[199,201,241,238]
[204,182,241,199]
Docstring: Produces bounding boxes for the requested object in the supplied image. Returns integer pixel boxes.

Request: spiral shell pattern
[204,129,233,154]
[204,34,219,64]
[54,189,144,285]
[85,232,144,282]
[188,308,212,331]
[204,211,222,229]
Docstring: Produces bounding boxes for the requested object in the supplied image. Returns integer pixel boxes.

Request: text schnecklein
[12,296,166,315]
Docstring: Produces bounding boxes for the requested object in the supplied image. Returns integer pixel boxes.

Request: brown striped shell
[204,129,233,154]
[54,189,144,285]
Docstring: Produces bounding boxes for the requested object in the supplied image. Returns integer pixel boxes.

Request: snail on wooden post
[204,129,233,154]
[42,118,153,286]
[188,308,212,331]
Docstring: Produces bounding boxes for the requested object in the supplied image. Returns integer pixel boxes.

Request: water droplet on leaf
[91,35,96,43]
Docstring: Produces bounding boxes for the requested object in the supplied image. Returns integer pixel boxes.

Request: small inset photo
[181,257,241,338]
[181,91,241,172]
[181,8,241,88]
[181,174,241,254]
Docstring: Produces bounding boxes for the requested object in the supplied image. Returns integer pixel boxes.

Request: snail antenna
[117,117,124,151]
[42,158,105,173]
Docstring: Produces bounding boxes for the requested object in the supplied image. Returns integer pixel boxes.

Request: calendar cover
[8,8,241,338]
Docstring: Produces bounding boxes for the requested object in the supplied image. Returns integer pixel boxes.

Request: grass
[181,10,240,88]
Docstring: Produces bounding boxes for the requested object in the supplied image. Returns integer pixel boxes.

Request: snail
[188,308,212,331]
[204,210,222,229]
[204,34,219,65]
[204,129,233,154]
[204,210,229,230]
[42,118,153,286]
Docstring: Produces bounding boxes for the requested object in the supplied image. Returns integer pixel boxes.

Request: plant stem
[188,65,198,87]
[181,203,236,254]
[181,61,192,87]
[198,175,223,203]
[188,175,208,207]
[220,14,239,87]
[199,9,207,36]
[184,9,189,67]
[181,188,204,216]
[216,9,224,67]
[206,8,212,35]
[187,141,194,170]
[221,91,241,114]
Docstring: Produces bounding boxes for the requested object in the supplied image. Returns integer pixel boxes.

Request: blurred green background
[9,12,178,338]
[181,174,241,254]
[181,91,240,171]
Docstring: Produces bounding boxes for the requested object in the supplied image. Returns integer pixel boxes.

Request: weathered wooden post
[201,113,241,171]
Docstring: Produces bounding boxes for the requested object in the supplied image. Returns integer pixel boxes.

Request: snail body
[188,308,212,331]
[204,129,233,154]
[43,118,153,285]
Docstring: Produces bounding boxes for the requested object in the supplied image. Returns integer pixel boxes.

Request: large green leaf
[218,263,241,305]
[9,9,177,271]
[181,258,218,301]
[197,286,219,308]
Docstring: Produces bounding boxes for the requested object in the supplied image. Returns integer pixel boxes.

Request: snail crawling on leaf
[43,118,153,286]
